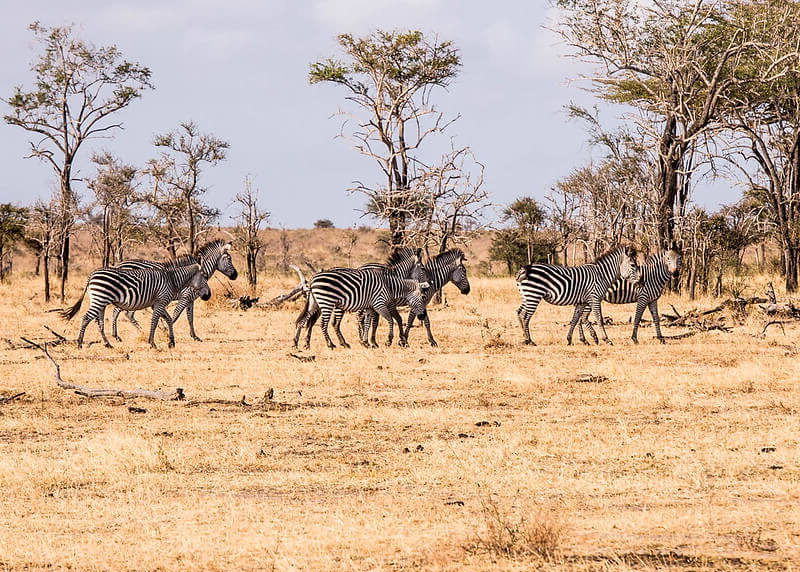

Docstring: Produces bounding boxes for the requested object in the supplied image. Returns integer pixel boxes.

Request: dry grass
[1,267,799,570]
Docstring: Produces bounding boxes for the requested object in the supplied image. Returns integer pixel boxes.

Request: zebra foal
[576,243,682,344]
[62,262,211,349]
[111,240,238,341]
[515,246,642,346]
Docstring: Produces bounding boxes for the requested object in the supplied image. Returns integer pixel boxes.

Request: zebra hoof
[429,340,438,348]
[658,337,666,344]
[341,342,351,349]
[104,342,113,349]
[168,341,175,348]
[604,340,614,346]
[581,339,590,346]
[398,339,408,348]
[113,335,122,342]
[522,339,535,346]
[631,336,639,345]
[191,336,203,342]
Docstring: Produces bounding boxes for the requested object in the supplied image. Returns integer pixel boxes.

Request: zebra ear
[223,242,232,252]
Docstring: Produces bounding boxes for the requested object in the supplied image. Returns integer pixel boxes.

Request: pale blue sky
[0,0,735,228]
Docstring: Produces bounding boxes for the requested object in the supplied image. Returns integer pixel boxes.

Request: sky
[0,0,736,229]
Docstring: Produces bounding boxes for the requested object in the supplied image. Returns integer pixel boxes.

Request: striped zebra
[61,262,211,349]
[515,246,641,346]
[294,251,431,350]
[576,243,682,345]
[110,240,238,341]
[360,249,471,347]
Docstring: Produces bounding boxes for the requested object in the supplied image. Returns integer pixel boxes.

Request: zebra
[61,262,211,349]
[515,245,642,346]
[575,243,682,345]
[360,248,471,347]
[110,240,238,341]
[293,251,431,350]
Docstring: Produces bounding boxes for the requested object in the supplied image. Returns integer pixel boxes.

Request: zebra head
[187,264,212,301]
[665,242,682,276]
[198,240,239,280]
[448,251,470,295]
[619,246,642,286]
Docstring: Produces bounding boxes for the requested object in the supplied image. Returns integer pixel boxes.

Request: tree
[25,199,59,301]
[149,121,228,255]
[555,0,760,248]
[314,219,335,229]
[232,176,270,289]
[502,197,547,265]
[410,146,491,255]
[0,204,28,282]
[4,22,152,300]
[714,1,800,290]
[86,152,141,266]
[310,30,461,246]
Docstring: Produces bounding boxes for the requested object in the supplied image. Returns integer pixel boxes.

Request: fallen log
[21,336,185,401]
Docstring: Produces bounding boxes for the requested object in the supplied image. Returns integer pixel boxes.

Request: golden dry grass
[1,269,799,571]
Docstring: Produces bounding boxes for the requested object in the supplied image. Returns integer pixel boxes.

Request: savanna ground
[0,235,798,570]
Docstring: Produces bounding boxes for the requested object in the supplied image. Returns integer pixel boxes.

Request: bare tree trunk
[43,252,51,302]
[785,246,798,293]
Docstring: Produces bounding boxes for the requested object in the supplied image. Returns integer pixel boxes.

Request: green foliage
[489,229,549,275]
[314,219,335,229]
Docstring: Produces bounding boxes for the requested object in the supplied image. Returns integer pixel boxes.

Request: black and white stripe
[294,251,430,349]
[361,248,471,347]
[515,246,641,345]
[577,245,682,344]
[110,240,237,341]
[62,262,211,348]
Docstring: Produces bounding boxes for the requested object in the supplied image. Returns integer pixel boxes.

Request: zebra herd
[60,239,683,349]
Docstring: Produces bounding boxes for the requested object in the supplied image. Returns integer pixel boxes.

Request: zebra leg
[368,312,380,348]
[422,313,437,347]
[518,299,540,345]
[403,313,416,342]
[377,305,406,347]
[111,307,123,341]
[332,308,350,348]
[649,301,665,343]
[303,310,319,349]
[385,313,395,347]
[566,304,586,345]
[581,306,599,344]
[77,314,93,348]
[319,307,337,349]
[148,306,172,349]
[631,298,648,345]
[126,311,140,328]
[185,300,202,341]
[95,306,113,348]
[591,298,613,345]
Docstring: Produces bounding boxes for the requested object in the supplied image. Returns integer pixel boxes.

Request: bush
[314,219,334,229]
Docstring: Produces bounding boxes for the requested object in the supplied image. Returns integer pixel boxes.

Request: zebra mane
[592,246,632,265]
[431,248,465,265]
[194,239,226,258]
[385,247,417,267]
[168,253,200,267]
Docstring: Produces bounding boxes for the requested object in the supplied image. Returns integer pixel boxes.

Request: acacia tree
[715,1,800,290]
[502,197,548,265]
[3,22,152,300]
[87,152,141,266]
[555,0,760,248]
[310,30,461,246]
[0,204,28,282]
[149,122,228,254]
[232,176,270,289]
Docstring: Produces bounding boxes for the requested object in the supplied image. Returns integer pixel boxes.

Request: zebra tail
[61,282,88,321]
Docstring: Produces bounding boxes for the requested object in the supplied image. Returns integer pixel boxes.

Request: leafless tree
[231,176,270,289]
[25,198,59,301]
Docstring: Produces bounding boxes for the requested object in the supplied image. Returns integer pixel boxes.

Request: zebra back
[604,248,679,304]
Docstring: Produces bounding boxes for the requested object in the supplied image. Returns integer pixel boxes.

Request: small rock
[415,444,424,452]
[760,447,776,453]
[445,500,465,507]
[128,406,146,414]
[458,433,474,439]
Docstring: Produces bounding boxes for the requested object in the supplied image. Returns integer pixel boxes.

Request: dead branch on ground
[0,392,26,404]
[21,337,185,401]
